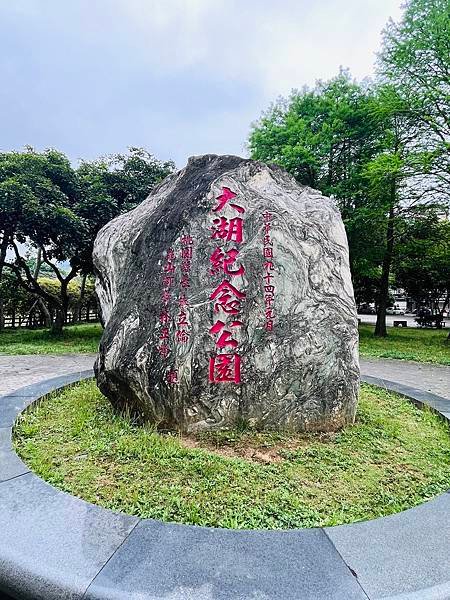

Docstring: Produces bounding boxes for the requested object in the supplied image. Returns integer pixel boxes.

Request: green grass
[359,324,450,365]
[0,323,102,355]
[1,322,448,365]
[14,380,450,530]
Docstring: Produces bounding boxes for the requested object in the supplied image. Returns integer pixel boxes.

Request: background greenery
[1,322,448,365]
[249,0,450,337]
[0,0,448,340]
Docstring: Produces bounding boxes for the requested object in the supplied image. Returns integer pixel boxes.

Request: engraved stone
[93,154,359,432]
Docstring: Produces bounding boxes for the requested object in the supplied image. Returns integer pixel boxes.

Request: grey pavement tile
[361,375,450,413]
[0,396,34,427]
[325,492,450,600]
[84,520,368,600]
[2,369,94,398]
[360,358,450,401]
[0,427,29,482]
[0,472,139,600]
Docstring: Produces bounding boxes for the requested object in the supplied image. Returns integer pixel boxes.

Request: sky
[0,0,403,168]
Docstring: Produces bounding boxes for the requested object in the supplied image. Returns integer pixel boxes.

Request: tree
[394,215,450,314]
[249,71,385,301]
[379,0,450,200]
[249,69,446,337]
[76,147,175,273]
[374,0,450,333]
[0,148,83,332]
[0,147,174,332]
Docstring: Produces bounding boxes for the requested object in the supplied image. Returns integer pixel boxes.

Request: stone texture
[93,154,359,432]
[0,472,139,600]
[84,520,368,600]
[325,492,450,599]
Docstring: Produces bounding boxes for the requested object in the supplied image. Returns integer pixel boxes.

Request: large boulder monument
[94,155,359,432]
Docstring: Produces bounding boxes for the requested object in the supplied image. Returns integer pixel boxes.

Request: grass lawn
[359,324,449,365]
[0,323,102,355]
[14,380,450,530]
[0,322,449,365]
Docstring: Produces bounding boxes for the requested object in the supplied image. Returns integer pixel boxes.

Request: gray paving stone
[360,358,449,401]
[0,357,449,599]
[0,427,29,482]
[0,354,95,396]
[84,520,368,600]
[0,396,32,427]
[0,472,139,600]
[3,369,94,398]
[325,492,450,600]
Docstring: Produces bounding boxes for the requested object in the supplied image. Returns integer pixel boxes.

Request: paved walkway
[361,357,449,400]
[0,354,448,400]
[0,354,95,396]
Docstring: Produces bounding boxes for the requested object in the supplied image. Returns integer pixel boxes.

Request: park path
[0,354,95,396]
[361,357,449,400]
[0,354,448,400]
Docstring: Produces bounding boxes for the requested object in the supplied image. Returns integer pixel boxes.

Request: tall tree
[0,148,83,332]
[249,70,445,337]
[394,215,450,314]
[379,0,450,200]
[249,71,385,298]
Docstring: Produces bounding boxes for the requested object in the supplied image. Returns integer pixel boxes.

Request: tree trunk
[77,272,87,322]
[375,203,395,338]
[51,281,69,335]
[38,299,52,328]
[51,308,64,334]
[0,232,11,331]
[439,292,449,316]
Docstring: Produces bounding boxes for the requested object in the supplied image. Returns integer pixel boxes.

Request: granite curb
[0,372,448,599]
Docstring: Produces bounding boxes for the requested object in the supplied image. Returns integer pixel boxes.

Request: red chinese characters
[157,248,176,360]
[156,235,194,386]
[208,187,246,384]
[211,216,243,243]
[210,248,245,276]
[213,187,244,214]
[262,211,275,331]
[175,236,193,346]
[209,353,241,384]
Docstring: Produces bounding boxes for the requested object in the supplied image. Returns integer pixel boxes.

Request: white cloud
[0,0,405,164]
[115,0,403,98]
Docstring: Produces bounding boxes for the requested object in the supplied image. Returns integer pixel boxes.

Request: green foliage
[37,276,97,309]
[394,216,450,309]
[249,71,386,293]
[76,147,175,270]
[249,4,450,336]
[249,70,378,198]
[0,146,174,331]
[14,381,450,529]
[379,0,450,188]
[0,323,101,355]
[0,271,33,316]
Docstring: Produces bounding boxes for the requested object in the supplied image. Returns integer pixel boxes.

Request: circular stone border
[0,370,449,600]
